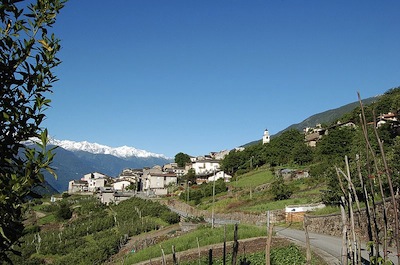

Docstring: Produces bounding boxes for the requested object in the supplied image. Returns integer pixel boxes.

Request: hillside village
[67,110,399,205]
[67,151,234,204]
[67,109,398,203]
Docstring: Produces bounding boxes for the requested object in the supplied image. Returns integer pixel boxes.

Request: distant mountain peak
[48,139,168,159]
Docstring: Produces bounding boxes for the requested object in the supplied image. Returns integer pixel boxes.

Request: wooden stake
[172,245,178,265]
[197,237,201,265]
[223,225,226,265]
[232,224,239,265]
[304,215,312,265]
[266,222,274,265]
[340,196,348,265]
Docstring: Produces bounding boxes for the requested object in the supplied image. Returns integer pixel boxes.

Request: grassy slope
[196,165,326,214]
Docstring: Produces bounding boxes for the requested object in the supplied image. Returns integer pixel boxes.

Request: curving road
[275,226,398,265]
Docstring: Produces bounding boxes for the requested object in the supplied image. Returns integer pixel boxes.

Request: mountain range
[40,141,172,193]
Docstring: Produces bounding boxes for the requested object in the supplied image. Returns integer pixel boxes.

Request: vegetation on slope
[5,196,179,265]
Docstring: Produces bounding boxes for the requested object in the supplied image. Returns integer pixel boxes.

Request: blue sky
[43,0,400,158]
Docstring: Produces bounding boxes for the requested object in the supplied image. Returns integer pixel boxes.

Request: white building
[207,171,232,182]
[81,172,108,192]
[262,129,270,144]
[191,159,220,176]
[113,180,132,191]
[163,162,187,177]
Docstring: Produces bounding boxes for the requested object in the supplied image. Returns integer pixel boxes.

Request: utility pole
[212,170,216,228]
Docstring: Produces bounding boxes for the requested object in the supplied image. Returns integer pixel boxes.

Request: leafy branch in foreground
[0,0,66,261]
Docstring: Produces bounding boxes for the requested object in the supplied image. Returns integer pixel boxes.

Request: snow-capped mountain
[49,139,168,159]
[22,138,173,192]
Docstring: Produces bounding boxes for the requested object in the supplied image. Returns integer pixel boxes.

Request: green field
[124,224,263,264]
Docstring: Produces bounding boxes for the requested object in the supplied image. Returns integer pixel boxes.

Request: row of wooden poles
[332,93,400,265]
[157,223,277,265]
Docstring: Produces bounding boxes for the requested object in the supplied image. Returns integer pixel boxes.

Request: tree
[174,152,191,167]
[55,201,72,220]
[0,0,65,260]
[292,143,313,165]
[315,126,356,163]
[270,176,293,200]
[181,168,196,184]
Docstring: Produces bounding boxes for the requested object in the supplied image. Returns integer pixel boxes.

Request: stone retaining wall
[162,199,285,226]
[306,197,400,246]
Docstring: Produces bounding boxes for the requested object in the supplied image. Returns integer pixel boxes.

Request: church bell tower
[262,129,270,144]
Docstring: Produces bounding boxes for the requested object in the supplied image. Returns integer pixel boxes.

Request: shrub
[270,176,293,201]
[160,211,180,224]
[55,202,72,220]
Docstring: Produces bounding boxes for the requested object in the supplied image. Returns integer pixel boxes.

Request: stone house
[68,180,88,194]
[143,170,177,196]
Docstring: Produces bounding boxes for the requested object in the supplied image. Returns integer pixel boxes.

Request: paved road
[275,226,398,265]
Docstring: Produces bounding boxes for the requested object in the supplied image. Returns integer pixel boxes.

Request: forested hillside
[221,87,400,204]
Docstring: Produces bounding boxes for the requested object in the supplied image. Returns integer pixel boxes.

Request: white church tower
[262,129,270,144]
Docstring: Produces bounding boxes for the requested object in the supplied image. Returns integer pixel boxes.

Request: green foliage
[230,167,274,189]
[220,143,266,175]
[6,196,180,264]
[0,0,66,260]
[180,179,227,205]
[266,129,305,166]
[124,224,266,264]
[315,126,356,163]
[181,244,325,265]
[181,168,196,184]
[221,130,310,176]
[270,244,308,264]
[270,176,293,201]
[54,201,72,220]
[292,144,314,165]
[61,192,70,198]
[174,152,191,167]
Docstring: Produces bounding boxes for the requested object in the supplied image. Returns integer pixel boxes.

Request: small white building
[285,203,325,222]
[113,180,132,191]
[207,171,232,182]
[191,159,220,176]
